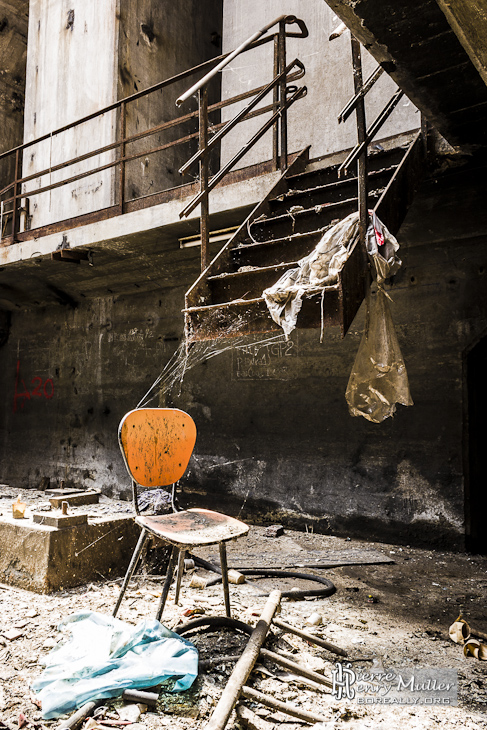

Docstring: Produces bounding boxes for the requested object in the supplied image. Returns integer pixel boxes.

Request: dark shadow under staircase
[184,133,425,343]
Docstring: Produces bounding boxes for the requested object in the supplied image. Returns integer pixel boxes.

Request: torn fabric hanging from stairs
[262,210,412,423]
[263,211,360,339]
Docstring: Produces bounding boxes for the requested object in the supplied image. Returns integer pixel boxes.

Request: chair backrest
[118,408,197,487]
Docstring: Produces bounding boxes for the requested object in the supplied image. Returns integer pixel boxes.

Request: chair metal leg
[155,545,178,622]
[174,549,186,605]
[113,527,147,617]
[219,541,231,618]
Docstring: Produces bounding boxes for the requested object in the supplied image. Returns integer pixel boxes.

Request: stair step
[286,147,407,190]
[184,287,343,342]
[208,261,301,305]
[269,165,395,215]
[248,196,358,240]
[230,231,323,269]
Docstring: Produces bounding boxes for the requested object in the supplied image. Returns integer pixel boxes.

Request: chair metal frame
[113,407,249,621]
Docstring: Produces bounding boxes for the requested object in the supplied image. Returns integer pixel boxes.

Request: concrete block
[0,514,140,593]
[32,512,88,528]
[49,491,100,508]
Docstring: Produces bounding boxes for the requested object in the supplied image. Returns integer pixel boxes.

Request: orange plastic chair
[113,408,249,621]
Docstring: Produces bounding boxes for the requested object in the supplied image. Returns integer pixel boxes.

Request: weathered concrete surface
[20,0,223,230]
[0,514,139,592]
[0,157,486,551]
[118,0,223,198]
[0,1,28,189]
[324,0,487,149]
[220,0,420,166]
[0,168,281,307]
[23,0,119,228]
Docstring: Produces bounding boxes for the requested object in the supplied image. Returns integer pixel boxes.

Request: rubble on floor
[0,527,485,729]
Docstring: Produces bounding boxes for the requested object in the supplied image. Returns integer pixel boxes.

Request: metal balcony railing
[0,14,308,263]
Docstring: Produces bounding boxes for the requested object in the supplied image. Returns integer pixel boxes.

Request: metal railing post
[119,101,126,214]
[199,86,209,272]
[11,149,21,241]
[278,21,288,171]
[272,34,279,171]
[350,36,369,278]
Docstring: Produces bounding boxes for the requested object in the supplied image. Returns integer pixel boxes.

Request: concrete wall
[20,0,223,229]
[220,0,420,166]
[0,1,28,196]
[1,160,486,551]
[22,0,119,229]
[117,0,223,199]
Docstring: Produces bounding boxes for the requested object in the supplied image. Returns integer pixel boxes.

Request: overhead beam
[436,0,487,87]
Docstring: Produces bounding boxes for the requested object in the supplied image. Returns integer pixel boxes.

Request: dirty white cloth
[263,211,361,339]
[31,611,198,718]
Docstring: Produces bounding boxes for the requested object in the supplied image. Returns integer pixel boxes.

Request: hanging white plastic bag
[345,214,412,423]
[31,611,198,719]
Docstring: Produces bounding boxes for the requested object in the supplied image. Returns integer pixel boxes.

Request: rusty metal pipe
[176,16,301,107]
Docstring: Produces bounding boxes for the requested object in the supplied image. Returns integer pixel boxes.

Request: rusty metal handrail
[178,59,305,176]
[176,15,308,107]
[0,15,308,250]
[178,16,309,272]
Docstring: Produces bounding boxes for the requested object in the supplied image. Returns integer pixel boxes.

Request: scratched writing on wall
[13,360,54,413]
[233,340,298,380]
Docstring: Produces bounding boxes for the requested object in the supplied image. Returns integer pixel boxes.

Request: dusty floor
[0,525,486,729]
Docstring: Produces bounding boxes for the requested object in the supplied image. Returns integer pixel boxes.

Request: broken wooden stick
[259,647,333,689]
[273,617,348,656]
[240,686,328,724]
[205,590,282,730]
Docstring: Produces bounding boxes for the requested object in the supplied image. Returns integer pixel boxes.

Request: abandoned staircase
[184,133,425,343]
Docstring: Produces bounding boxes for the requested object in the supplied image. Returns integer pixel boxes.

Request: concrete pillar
[21,0,223,229]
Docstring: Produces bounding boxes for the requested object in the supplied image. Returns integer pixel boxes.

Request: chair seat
[136,508,249,547]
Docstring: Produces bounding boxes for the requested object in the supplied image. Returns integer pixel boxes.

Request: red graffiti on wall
[13,360,54,413]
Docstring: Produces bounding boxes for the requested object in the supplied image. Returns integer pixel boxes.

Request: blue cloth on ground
[31,611,198,719]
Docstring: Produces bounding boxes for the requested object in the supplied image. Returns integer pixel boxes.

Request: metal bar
[259,647,333,688]
[119,101,126,214]
[113,528,147,617]
[206,590,282,730]
[338,64,384,124]
[0,35,286,166]
[3,105,277,207]
[176,15,302,106]
[122,689,158,707]
[155,545,178,622]
[1,77,302,197]
[278,21,288,172]
[11,149,20,242]
[58,700,104,730]
[180,85,306,219]
[350,37,368,263]
[219,542,231,618]
[199,87,209,273]
[339,88,404,174]
[179,60,303,174]
[272,36,279,171]
[132,479,140,516]
[272,617,347,656]
[174,549,185,605]
[240,687,328,724]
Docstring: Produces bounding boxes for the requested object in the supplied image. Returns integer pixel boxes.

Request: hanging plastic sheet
[345,213,413,422]
[31,611,198,719]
